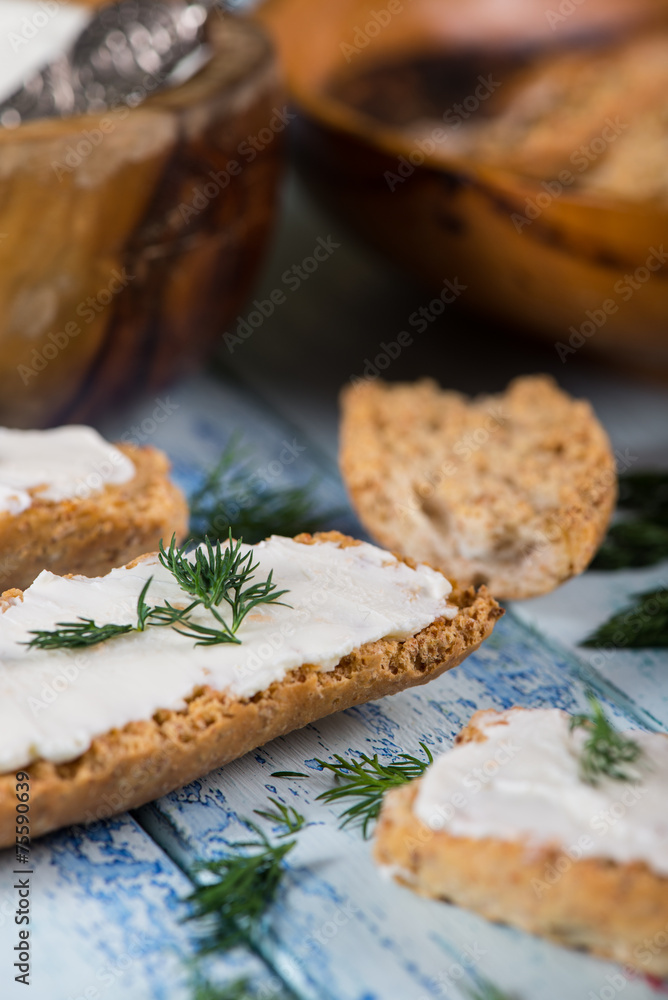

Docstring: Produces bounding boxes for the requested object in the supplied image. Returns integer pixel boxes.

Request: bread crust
[0,531,502,846]
[0,443,189,591]
[340,375,617,600]
[374,711,668,976]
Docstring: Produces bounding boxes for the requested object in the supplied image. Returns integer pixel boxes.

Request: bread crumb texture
[374,710,668,976]
[0,532,501,845]
[340,375,616,599]
[0,443,188,591]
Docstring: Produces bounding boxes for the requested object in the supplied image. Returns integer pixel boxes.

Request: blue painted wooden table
[2,174,667,1000]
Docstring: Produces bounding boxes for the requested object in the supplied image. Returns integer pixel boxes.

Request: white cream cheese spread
[414,707,668,876]
[0,426,135,512]
[0,536,455,771]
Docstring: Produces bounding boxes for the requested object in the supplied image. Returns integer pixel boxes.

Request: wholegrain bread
[340,375,616,600]
[0,442,188,591]
[0,531,502,846]
[374,709,668,976]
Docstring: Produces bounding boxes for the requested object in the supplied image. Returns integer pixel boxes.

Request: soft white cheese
[0,536,456,771]
[0,426,135,512]
[0,2,92,110]
[414,707,668,876]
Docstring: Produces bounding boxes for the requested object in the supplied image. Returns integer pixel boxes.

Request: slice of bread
[340,375,616,600]
[0,531,501,846]
[0,442,188,591]
[374,708,668,976]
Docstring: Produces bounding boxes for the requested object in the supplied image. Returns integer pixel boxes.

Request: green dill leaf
[592,470,668,570]
[191,976,256,1000]
[581,588,668,648]
[253,797,305,837]
[24,577,157,650]
[270,771,308,779]
[569,695,643,785]
[315,744,434,838]
[25,534,290,653]
[190,973,292,1000]
[185,821,298,954]
[159,532,289,644]
[135,577,155,631]
[592,521,668,570]
[172,615,241,647]
[146,599,200,628]
[24,618,134,650]
[189,435,340,545]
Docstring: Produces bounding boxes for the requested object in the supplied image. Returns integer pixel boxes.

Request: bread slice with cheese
[0,531,501,846]
[339,375,616,600]
[0,425,188,590]
[374,707,668,975]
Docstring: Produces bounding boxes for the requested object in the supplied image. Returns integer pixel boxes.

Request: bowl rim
[255,0,668,217]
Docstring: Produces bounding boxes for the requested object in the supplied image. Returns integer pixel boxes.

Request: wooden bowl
[0,10,283,427]
[256,0,668,371]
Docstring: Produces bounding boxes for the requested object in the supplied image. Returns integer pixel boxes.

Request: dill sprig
[190,975,292,1000]
[253,797,305,834]
[185,811,305,955]
[24,619,133,650]
[191,977,257,1000]
[159,533,289,645]
[314,744,434,838]
[569,695,643,785]
[581,587,668,649]
[24,579,154,650]
[593,471,668,570]
[189,435,338,546]
[25,537,289,652]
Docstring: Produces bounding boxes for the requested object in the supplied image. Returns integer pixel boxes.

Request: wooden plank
[513,564,668,729]
[97,369,359,539]
[0,813,281,1000]
[138,611,661,1000]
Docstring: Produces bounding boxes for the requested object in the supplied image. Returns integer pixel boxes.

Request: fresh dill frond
[24,578,155,650]
[189,435,339,545]
[592,521,668,570]
[25,537,290,652]
[593,470,668,570]
[185,815,304,954]
[171,618,241,647]
[581,587,668,649]
[191,977,256,1000]
[160,532,289,644]
[315,744,434,838]
[134,578,156,631]
[253,797,305,836]
[159,534,237,611]
[190,973,292,1000]
[24,618,134,650]
[569,695,643,785]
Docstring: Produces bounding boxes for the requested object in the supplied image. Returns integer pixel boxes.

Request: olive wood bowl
[0,6,283,426]
[256,0,668,372]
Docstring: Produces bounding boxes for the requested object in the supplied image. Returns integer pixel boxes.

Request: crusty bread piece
[0,443,188,591]
[0,531,501,846]
[374,710,668,976]
[339,375,616,600]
